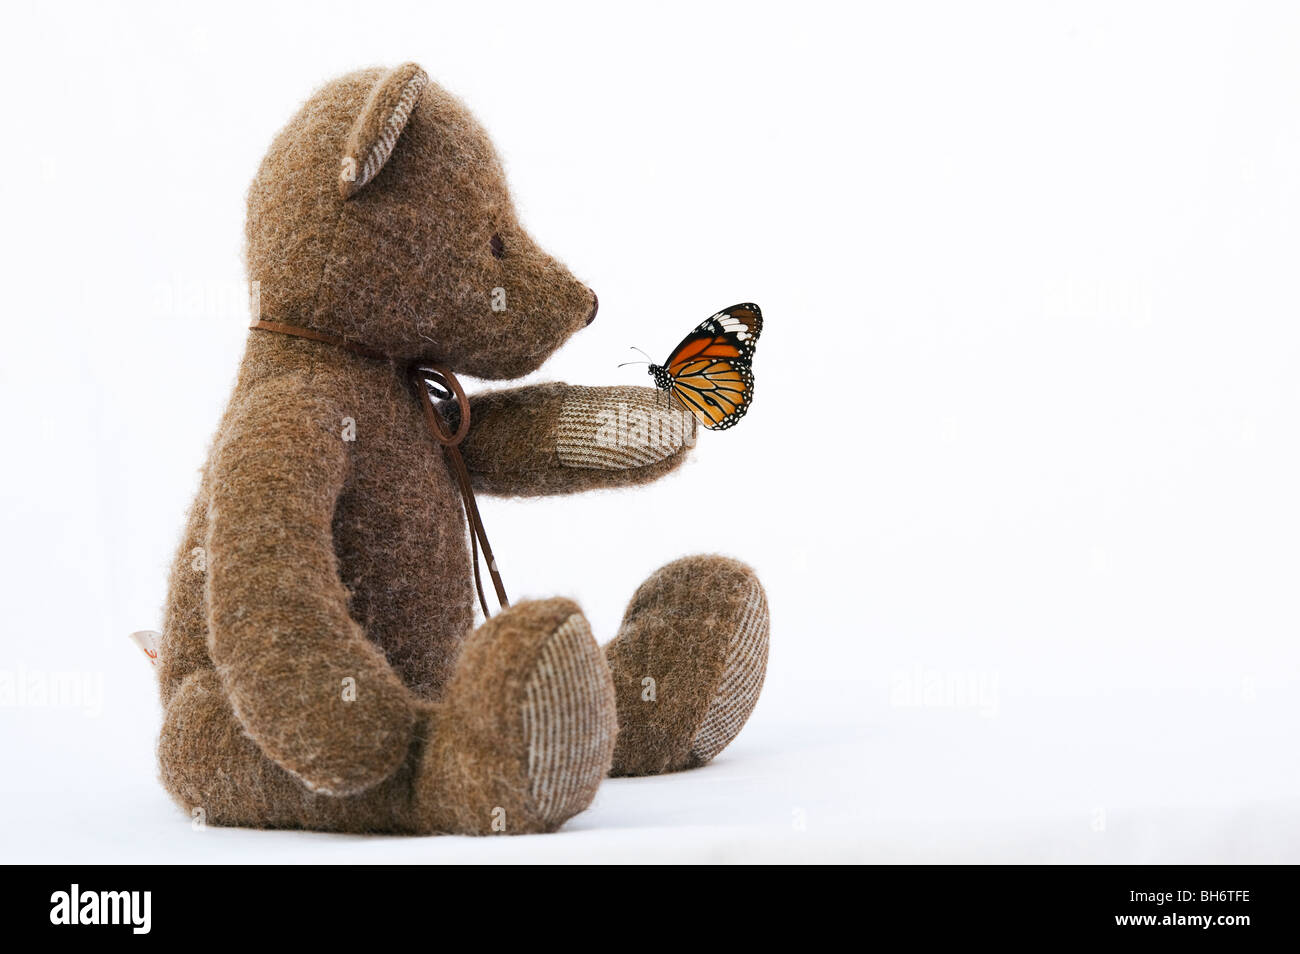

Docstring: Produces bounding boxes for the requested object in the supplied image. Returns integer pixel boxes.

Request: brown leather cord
[248,318,509,619]
[411,363,509,617]
[248,319,389,362]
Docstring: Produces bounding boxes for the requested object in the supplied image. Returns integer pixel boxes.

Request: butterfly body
[647,303,763,430]
[648,363,676,391]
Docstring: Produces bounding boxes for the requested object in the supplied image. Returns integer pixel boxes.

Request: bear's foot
[415,598,617,834]
[605,555,770,776]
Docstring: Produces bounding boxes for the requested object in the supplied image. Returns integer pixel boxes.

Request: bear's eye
[490,233,505,259]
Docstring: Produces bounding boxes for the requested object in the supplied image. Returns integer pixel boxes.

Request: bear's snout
[585,291,599,326]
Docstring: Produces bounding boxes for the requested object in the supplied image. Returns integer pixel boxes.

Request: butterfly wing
[663,303,762,430]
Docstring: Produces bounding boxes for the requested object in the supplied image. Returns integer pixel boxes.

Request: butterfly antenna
[618,345,655,368]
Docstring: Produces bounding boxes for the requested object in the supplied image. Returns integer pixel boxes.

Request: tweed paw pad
[687,579,770,765]
[521,613,618,828]
[555,386,694,470]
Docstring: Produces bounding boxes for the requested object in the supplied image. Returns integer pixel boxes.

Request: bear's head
[245,63,597,379]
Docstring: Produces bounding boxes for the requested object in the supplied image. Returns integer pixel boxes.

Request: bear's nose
[585,292,599,326]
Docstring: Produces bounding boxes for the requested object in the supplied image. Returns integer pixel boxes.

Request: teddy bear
[155,63,770,835]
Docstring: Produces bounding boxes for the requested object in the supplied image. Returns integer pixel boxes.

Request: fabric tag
[129,630,162,667]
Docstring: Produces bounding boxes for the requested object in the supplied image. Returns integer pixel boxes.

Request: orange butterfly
[643,303,762,430]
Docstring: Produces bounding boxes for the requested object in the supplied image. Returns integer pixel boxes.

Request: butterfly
[637,303,762,430]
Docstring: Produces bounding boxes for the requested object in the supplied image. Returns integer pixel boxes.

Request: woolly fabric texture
[448,382,697,496]
[605,556,771,777]
[156,63,769,835]
[412,599,616,835]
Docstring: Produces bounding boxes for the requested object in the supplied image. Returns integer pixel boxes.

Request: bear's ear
[339,63,429,198]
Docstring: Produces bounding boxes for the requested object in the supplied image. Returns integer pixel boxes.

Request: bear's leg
[158,670,417,832]
[413,598,617,835]
[159,600,617,835]
[604,555,770,776]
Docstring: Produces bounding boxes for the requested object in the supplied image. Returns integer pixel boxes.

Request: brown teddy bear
[156,63,770,835]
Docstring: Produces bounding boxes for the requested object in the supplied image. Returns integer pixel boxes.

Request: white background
[1,0,1298,862]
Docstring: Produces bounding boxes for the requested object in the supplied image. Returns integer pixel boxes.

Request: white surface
[5,674,1298,863]
[3,1,1300,863]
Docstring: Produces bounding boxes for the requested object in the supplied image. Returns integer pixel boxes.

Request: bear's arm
[449,383,697,496]
[204,388,416,796]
